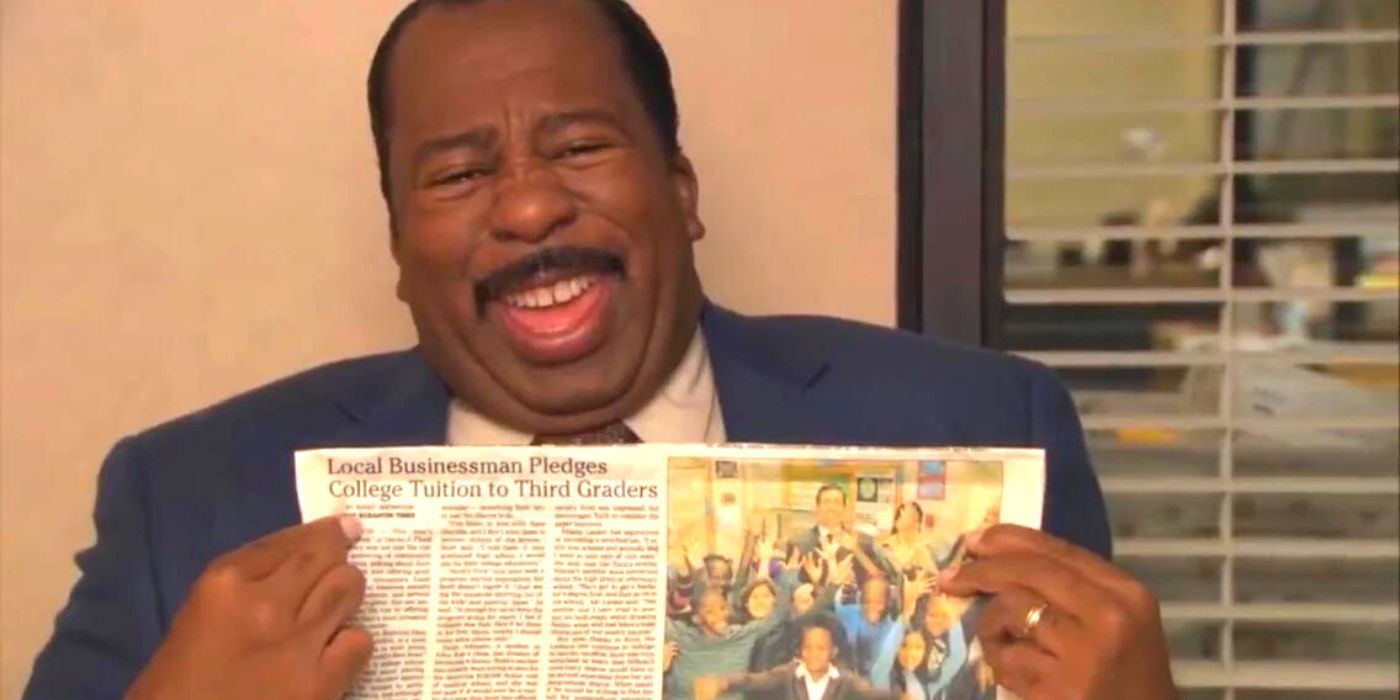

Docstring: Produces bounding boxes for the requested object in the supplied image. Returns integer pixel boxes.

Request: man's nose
[488,166,578,243]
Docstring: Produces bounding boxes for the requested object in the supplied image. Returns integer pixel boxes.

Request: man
[23,1,1178,699]
[695,625,898,700]
[789,485,893,585]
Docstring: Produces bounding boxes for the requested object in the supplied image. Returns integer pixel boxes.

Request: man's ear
[387,211,411,302]
[669,151,705,242]
[390,246,410,303]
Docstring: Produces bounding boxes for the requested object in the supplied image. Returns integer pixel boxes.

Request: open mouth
[500,274,601,313]
[475,248,625,364]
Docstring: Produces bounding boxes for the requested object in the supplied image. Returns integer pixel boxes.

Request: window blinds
[1004,2,1399,697]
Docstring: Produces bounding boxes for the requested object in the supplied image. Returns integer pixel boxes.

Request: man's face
[798,627,834,678]
[696,591,730,635]
[384,0,705,433]
[815,489,845,529]
[861,576,888,623]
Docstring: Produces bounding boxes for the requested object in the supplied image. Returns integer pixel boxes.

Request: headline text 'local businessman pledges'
[23,1,1179,699]
[324,454,609,477]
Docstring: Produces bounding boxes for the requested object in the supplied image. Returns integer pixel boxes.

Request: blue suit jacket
[23,305,1109,699]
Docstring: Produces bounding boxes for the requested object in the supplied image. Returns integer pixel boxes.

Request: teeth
[504,275,595,310]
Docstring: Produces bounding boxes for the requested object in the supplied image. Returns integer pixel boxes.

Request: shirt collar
[795,663,840,681]
[446,330,726,445]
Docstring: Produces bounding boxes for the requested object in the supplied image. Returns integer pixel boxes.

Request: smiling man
[23,2,1177,700]
[379,0,707,443]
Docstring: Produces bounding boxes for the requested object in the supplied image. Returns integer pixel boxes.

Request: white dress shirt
[446,331,727,445]
[796,662,839,700]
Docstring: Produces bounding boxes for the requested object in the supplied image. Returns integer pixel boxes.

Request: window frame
[896,0,1007,345]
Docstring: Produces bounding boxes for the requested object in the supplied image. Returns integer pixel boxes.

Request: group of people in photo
[664,482,999,700]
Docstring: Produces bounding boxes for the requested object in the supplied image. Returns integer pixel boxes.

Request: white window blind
[1004,2,1399,698]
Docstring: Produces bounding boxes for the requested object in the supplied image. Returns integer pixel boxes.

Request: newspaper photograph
[295,445,1044,700]
[663,447,1043,700]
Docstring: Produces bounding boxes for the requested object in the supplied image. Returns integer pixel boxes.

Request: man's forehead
[391,0,625,94]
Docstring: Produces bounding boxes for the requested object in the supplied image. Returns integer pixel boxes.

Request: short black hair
[815,483,847,506]
[366,0,680,201]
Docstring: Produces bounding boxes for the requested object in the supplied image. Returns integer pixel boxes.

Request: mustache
[474,246,625,310]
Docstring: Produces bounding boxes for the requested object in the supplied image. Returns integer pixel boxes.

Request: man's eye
[557,141,609,159]
[429,168,490,187]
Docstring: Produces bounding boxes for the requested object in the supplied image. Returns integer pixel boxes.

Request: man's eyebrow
[411,127,497,169]
[537,109,628,137]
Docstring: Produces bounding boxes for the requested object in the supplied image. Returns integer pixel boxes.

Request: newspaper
[296,445,1045,700]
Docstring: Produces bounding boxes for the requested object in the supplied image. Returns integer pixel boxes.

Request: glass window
[1005,1,1399,695]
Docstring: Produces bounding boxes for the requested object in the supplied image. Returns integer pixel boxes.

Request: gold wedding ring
[1021,602,1049,639]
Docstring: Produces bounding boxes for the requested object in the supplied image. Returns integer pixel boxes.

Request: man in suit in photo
[787,484,896,587]
[23,1,1179,699]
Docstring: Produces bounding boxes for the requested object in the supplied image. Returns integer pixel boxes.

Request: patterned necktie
[531,421,641,445]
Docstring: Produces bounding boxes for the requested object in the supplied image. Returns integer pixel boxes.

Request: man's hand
[801,551,825,584]
[667,528,688,570]
[754,536,777,570]
[828,552,855,587]
[784,545,805,573]
[125,516,372,700]
[693,676,726,700]
[662,641,680,672]
[901,571,934,621]
[682,537,704,573]
[939,525,1177,700]
[744,512,766,538]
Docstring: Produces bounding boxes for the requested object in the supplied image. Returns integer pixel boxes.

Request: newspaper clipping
[295,445,1044,700]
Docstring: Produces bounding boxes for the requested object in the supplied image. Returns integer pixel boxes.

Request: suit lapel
[702,304,832,443]
[213,350,450,554]
[703,303,962,447]
[326,350,451,448]
[793,676,812,700]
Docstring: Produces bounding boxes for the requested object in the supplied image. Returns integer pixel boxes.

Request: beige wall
[0,1,896,694]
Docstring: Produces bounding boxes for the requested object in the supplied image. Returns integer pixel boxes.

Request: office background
[2,1,1396,699]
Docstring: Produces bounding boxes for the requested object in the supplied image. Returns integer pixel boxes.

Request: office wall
[0,1,897,694]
